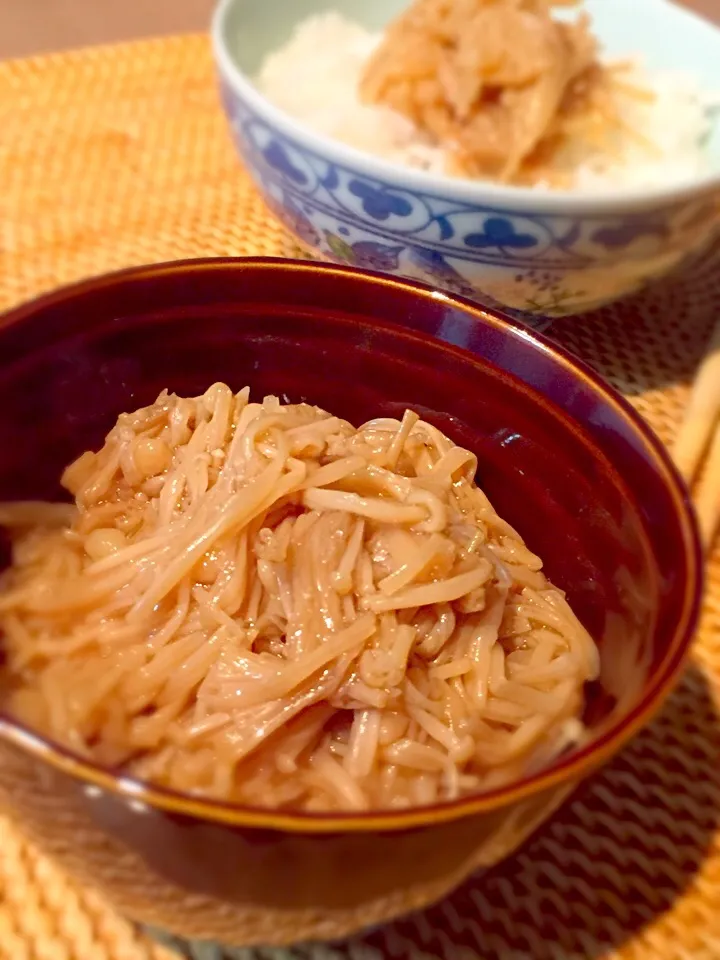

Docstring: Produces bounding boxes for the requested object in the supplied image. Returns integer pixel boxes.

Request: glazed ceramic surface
[212,0,720,319]
[0,260,701,946]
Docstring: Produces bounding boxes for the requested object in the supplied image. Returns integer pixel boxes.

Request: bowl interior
[222,0,720,165]
[0,259,699,810]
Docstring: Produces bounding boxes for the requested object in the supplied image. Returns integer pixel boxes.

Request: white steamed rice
[255,11,719,192]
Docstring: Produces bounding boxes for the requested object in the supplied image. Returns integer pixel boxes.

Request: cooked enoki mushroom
[360,0,607,183]
[0,388,599,811]
[672,317,720,550]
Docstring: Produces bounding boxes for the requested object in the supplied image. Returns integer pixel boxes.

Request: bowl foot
[139,921,385,957]
[140,925,260,959]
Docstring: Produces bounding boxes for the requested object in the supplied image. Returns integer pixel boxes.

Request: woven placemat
[1,33,719,960]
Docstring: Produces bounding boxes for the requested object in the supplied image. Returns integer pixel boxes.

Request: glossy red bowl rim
[0,258,703,834]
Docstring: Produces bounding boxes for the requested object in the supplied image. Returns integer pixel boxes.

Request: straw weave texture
[1,34,719,960]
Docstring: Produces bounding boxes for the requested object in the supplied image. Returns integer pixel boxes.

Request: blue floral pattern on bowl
[219,79,720,320]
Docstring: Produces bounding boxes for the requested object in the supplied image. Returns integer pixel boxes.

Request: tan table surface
[0,0,717,59]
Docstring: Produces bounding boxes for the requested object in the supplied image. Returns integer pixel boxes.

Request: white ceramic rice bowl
[212,0,720,320]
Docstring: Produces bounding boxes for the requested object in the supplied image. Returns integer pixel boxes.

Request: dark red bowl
[0,258,702,946]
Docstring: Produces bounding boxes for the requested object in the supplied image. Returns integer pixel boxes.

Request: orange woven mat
[1,33,719,960]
